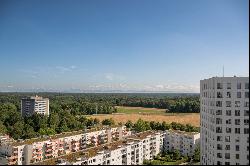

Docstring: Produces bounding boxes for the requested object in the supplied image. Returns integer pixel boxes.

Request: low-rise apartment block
[0,126,131,165]
[163,130,200,157]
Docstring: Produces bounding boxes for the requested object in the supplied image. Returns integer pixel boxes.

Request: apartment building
[163,130,200,157]
[21,96,49,117]
[0,126,131,165]
[200,76,249,165]
[33,131,165,165]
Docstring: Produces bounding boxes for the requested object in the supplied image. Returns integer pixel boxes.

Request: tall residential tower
[200,76,249,165]
[21,95,49,117]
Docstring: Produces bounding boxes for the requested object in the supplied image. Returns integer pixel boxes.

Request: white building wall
[200,77,249,165]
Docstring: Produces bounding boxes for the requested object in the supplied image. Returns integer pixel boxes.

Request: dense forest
[0,93,200,140]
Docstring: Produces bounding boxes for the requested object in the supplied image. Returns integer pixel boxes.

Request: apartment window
[235,119,240,125]
[236,145,240,151]
[217,136,222,141]
[226,110,231,116]
[225,162,230,165]
[216,110,222,115]
[236,154,240,159]
[227,83,231,89]
[235,137,240,143]
[244,110,249,116]
[225,136,230,142]
[244,119,249,125]
[235,101,240,107]
[226,92,231,98]
[244,128,249,134]
[235,110,240,116]
[217,144,222,150]
[244,102,249,107]
[237,92,241,98]
[237,82,241,89]
[226,119,231,124]
[245,83,249,89]
[235,128,240,134]
[216,127,222,133]
[216,101,222,107]
[225,145,230,150]
[236,163,240,165]
[217,92,223,98]
[226,127,231,133]
[225,153,230,159]
[217,83,223,89]
[245,92,249,98]
[216,118,222,124]
[217,161,222,165]
[217,153,222,158]
[226,101,231,107]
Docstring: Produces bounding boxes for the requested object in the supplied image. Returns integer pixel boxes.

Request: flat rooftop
[165,129,199,136]
[10,125,125,146]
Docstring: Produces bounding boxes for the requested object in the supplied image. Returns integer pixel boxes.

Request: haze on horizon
[0,0,249,93]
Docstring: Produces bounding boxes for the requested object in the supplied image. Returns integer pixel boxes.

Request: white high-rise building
[200,76,249,165]
[21,95,49,117]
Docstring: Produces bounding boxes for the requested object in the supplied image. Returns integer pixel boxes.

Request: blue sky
[0,0,249,92]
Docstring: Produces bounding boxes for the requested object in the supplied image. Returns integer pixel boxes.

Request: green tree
[134,118,146,132]
[23,124,37,139]
[193,145,200,162]
[0,121,7,134]
[125,120,133,128]
[102,118,115,126]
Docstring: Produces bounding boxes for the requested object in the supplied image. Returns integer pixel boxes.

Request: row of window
[216,118,249,125]
[202,82,249,90]
[216,127,249,134]
[216,91,249,98]
[216,109,249,116]
[216,101,249,107]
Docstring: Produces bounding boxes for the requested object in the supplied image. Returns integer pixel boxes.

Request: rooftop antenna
[223,65,224,77]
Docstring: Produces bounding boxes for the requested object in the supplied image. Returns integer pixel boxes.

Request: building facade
[21,96,49,117]
[200,77,249,165]
[163,130,200,157]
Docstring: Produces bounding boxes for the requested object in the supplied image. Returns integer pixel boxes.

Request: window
[235,110,240,116]
[225,145,230,150]
[244,119,249,125]
[225,162,230,165]
[216,118,222,124]
[226,92,231,98]
[244,128,249,134]
[244,110,249,116]
[235,128,240,134]
[216,127,222,133]
[217,144,222,150]
[226,101,231,107]
[216,110,222,115]
[245,92,249,98]
[235,137,240,143]
[217,153,222,158]
[235,119,240,125]
[225,153,230,159]
[217,136,222,141]
[217,161,222,165]
[217,83,223,89]
[226,119,231,124]
[227,83,231,89]
[245,83,249,89]
[226,127,231,133]
[216,101,222,107]
[217,92,223,98]
[237,82,241,89]
[236,154,240,159]
[236,145,240,151]
[225,136,230,142]
[235,101,240,107]
[226,110,231,116]
[245,102,249,107]
[237,92,241,98]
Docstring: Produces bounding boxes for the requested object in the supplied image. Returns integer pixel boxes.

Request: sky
[0,0,249,93]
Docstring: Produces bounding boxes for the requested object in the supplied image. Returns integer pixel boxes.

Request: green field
[116,106,167,115]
